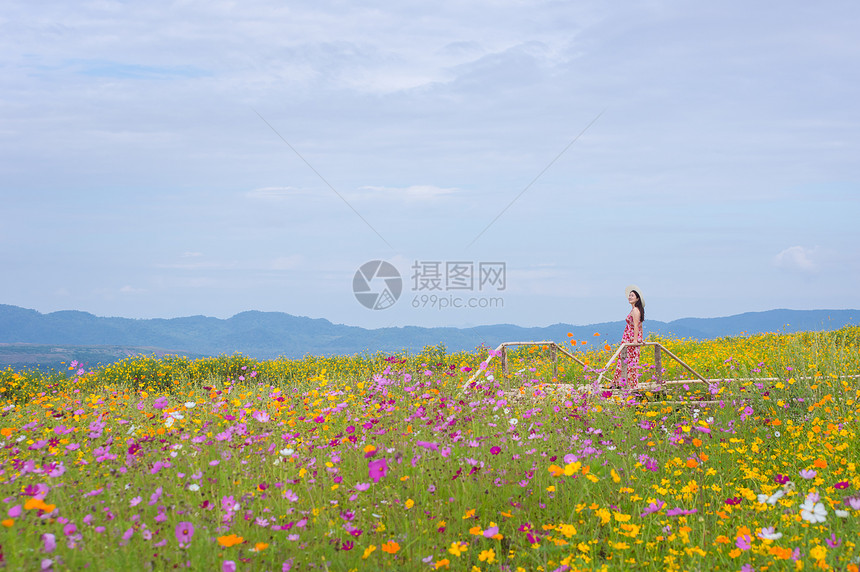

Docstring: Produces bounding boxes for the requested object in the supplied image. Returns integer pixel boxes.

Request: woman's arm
[632,308,641,341]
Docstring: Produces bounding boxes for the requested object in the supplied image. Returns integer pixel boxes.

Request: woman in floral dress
[613,286,645,388]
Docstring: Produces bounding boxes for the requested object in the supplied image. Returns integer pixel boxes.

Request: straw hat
[625,285,643,304]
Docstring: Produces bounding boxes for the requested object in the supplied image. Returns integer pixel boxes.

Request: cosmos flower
[757,490,784,505]
[757,527,782,540]
[368,458,388,483]
[799,499,827,523]
[175,522,194,548]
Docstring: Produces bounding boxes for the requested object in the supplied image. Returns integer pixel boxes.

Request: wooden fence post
[620,345,627,382]
[654,345,662,385]
[551,343,558,380]
[501,346,507,376]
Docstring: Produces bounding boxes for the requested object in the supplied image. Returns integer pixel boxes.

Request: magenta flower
[666,507,697,517]
[252,410,270,423]
[490,446,502,455]
[735,534,752,551]
[223,561,236,572]
[153,397,168,410]
[639,499,666,517]
[724,497,742,506]
[368,458,388,483]
[799,469,817,479]
[834,481,849,489]
[774,474,790,484]
[825,533,841,548]
[42,533,57,553]
[175,522,194,548]
[417,441,439,451]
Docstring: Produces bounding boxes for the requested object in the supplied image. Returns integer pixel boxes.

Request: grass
[0,327,858,570]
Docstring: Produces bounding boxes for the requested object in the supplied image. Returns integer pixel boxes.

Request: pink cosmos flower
[640,499,666,517]
[175,522,194,548]
[42,533,57,553]
[368,458,388,483]
[483,526,499,538]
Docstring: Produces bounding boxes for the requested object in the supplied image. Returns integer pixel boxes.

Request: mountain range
[1,304,857,370]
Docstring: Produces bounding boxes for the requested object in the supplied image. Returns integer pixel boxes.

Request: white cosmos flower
[835,509,849,518]
[188,484,200,492]
[757,526,783,540]
[757,490,785,505]
[185,402,196,408]
[800,499,828,523]
[165,417,175,428]
[280,448,294,456]
[509,418,518,426]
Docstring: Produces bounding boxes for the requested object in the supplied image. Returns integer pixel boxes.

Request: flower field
[1,327,859,571]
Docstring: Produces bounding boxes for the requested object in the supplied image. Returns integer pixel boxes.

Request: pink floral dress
[614,313,643,387]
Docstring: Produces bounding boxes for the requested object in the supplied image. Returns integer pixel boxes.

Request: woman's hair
[631,290,645,322]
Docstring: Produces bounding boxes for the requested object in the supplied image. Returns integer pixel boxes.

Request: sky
[1,0,858,330]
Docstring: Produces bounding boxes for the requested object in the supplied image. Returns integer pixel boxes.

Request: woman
[613,285,645,388]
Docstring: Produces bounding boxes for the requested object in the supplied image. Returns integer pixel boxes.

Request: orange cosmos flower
[217,534,244,547]
[381,540,400,554]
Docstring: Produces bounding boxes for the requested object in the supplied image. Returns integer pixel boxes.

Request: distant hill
[0,304,857,370]
[0,343,207,372]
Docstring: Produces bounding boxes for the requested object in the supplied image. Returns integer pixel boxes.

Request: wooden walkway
[464,340,859,404]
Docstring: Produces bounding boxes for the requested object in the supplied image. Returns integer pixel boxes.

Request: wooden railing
[464,341,585,386]
[464,340,708,389]
[595,341,707,386]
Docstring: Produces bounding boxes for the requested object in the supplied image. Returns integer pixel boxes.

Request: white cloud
[245,187,315,201]
[119,285,145,294]
[356,185,459,202]
[773,246,819,273]
[269,255,303,270]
